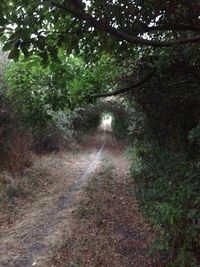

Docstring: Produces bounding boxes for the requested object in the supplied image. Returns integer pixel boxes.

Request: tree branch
[51,1,200,48]
[145,23,200,33]
[92,72,154,98]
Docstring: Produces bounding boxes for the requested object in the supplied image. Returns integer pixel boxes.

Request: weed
[5,184,24,202]
[130,145,200,266]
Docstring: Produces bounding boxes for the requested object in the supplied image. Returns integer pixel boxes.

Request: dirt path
[0,133,154,267]
[0,139,104,267]
[51,134,155,267]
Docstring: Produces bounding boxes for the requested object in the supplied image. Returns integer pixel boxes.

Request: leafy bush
[130,143,200,266]
[189,125,200,147]
[125,47,200,266]
[32,110,78,153]
[95,100,131,140]
[73,105,102,135]
[4,54,118,153]
[0,49,31,171]
[5,53,119,130]
[112,113,129,140]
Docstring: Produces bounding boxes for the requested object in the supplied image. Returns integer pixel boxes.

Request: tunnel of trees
[0,1,200,266]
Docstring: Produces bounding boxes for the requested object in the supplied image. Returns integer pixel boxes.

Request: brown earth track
[0,132,156,267]
[0,142,103,267]
[51,135,158,267]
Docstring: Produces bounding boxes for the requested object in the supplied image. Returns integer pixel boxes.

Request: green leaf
[2,42,12,51]
[8,47,20,60]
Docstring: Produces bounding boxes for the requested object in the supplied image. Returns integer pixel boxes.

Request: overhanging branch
[51,1,200,48]
[92,72,154,98]
[145,24,199,33]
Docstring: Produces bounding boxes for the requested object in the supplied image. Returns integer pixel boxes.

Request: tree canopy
[1,0,200,98]
[1,1,200,266]
[1,1,200,57]
[5,53,119,126]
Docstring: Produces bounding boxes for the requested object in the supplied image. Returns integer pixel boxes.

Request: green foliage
[5,53,119,129]
[5,55,52,127]
[112,111,129,140]
[1,0,199,63]
[129,136,200,267]
[73,104,102,134]
[129,140,200,266]
[189,126,200,147]
[126,46,200,266]
[93,101,131,140]
[126,47,200,265]
[0,1,200,266]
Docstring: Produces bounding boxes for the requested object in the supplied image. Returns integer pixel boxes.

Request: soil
[51,133,157,267]
[0,132,156,267]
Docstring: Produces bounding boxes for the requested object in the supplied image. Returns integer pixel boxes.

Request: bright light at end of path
[100,114,112,131]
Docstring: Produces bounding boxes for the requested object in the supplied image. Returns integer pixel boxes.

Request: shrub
[130,143,200,266]
[32,110,77,153]
[112,111,129,140]
[73,105,102,135]
[189,125,200,147]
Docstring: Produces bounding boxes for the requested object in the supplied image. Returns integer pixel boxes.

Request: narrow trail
[51,134,154,267]
[0,136,105,267]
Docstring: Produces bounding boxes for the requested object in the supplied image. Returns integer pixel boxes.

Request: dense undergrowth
[0,2,200,265]
[130,144,200,267]
[123,58,200,266]
[0,46,199,266]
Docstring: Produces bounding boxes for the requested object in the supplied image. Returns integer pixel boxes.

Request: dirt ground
[51,136,158,267]
[0,132,156,267]
[0,137,103,267]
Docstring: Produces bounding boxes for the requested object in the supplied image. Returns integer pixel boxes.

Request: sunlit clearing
[100,114,112,131]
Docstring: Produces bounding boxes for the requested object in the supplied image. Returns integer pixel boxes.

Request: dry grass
[52,162,157,267]
[0,131,99,227]
[0,133,31,172]
[0,136,34,213]
[0,144,98,267]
